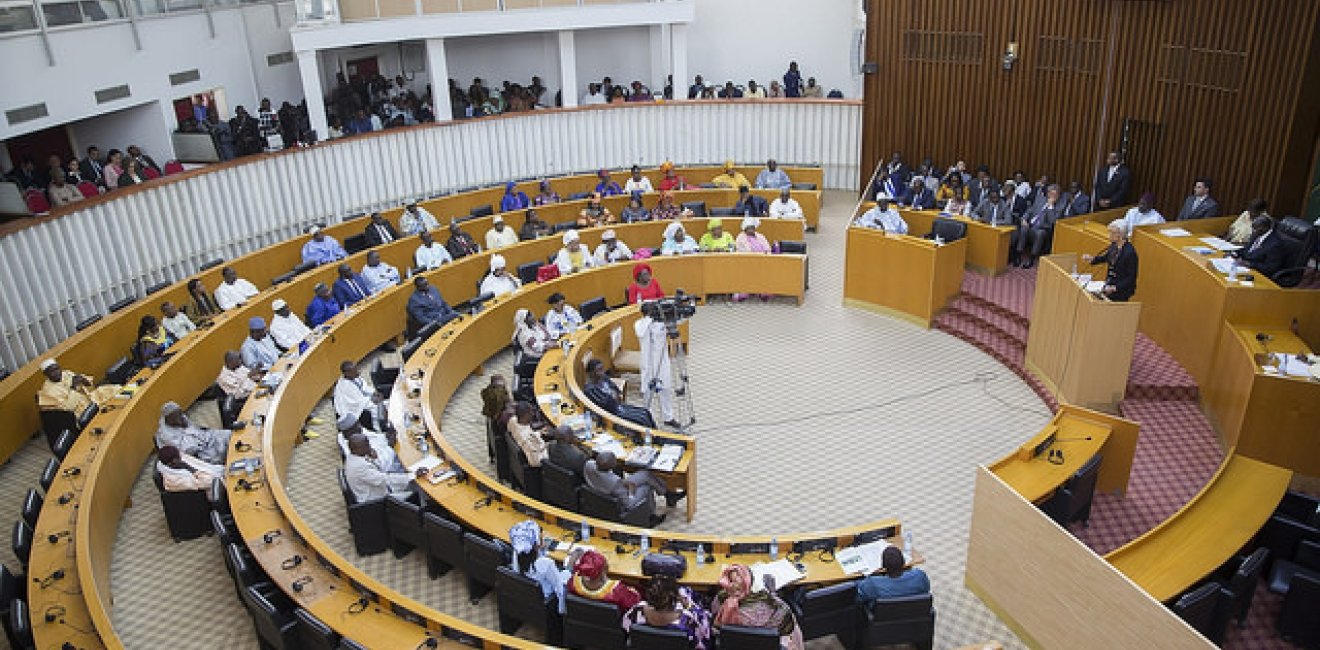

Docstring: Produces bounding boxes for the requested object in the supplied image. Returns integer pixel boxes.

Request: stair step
[945,299,1029,346]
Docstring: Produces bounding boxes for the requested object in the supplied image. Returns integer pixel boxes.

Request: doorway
[346,56,379,83]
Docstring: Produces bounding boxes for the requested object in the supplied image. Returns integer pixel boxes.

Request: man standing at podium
[1082,221,1139,302]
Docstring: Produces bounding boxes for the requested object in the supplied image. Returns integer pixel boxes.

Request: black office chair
[778,240,807,255]
[710,207,738,217]
[925,217,968,243]
[1217,547,1269,627]
[682,201,707,218]
[19,490,41,529]
[497,566,563,644]
[105,356,135,385]
[292,260,317,275]
[11,521,32,571]
[717,624,781,649]
[145,279,171,295]
[628,623,690,649]
[553,221,578,233]
[337,469,389,556]
[385,492,425,559]
[505,436,542,500]
[294,608,341,650]
[151,469,211,542]
[8,599,33,650]
[1269,540,1320,594]
[39,401,94,446]
[38,458,58,494]
[463,532,510,603]
[787,580,861,647]
[209,476,231,516]
[1278,573,1320,647]
[371,361,400,397]
[211,510,237,549]
[50,429,74,462]
[339,638,370,650]
[792,182,818,191]
[1171,581,1225,643]
[567,192,590,201]
[578,484,652,527]
[74,314,102,331]
[563,593,626,649]
[541,460,581,512]
[0,565,23,649]
[225,542,263,603]
[1259,514,1319,576]
[861,593,935,650]
[198,258,224,271]
[1039,453,1103,529]
[107,296,137,313]
[517,261,542,285]
[343,233,369,255]
[423,511,464,579]
[471,204,494,218]
[242,582,299,650]
[1276,491,1320,526]
[1271,216,1318,287]
[579,297,607,321]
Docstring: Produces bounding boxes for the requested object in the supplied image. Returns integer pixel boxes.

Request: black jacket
[1091,241,1138,301]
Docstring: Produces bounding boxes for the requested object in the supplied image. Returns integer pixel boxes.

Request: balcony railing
[302,0,650,24]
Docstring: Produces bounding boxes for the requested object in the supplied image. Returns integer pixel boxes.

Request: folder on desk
[750,559,805,592]
[836,539,891,575]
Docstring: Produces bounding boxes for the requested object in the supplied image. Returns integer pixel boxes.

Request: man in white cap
[37,359,121,413]
[214,266,259,311]
[268,298,311,351]
[593,229,633,265]
[484,215,518,250]
[300,226,347,266]
[855,198,908,234]
[360,250,400,295]
[334,360,384,430]
[554,230,597,275]
[479,254,521,297]
[337,414,402,472]
[414,231,452,270]
[240,316,280,371]
[155,401,230,464]
[399,200,440,236]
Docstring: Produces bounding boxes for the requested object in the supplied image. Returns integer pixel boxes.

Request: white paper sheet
[1159,227,1193,237]
[750,559,805,592]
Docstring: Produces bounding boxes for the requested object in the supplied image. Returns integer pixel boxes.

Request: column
[670,23,689,101]
[425,38,453,121]
[558,30,578,108]
[297,49,329,142]
[649,24,668,94]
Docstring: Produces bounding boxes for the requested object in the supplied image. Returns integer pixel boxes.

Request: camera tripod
[642,321,696,433]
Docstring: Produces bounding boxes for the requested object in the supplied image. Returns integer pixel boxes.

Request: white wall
[241,3,302,106]
[446,32,561,102]
[67,102,173,162]
[574,26,652,97]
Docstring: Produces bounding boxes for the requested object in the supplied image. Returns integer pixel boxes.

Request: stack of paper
[1084,281,1107,294]
[1269,353,1314,378]
[750,559,805,592]
[1159,227,1193,237]
[835,539,892,575]
[1184,246,1216,255]
[1209,258,1237,275]
[625,445,657,466]
[408,455,443,474]
[591,434,626,458]
[650,444,684,472]
[1199,236,1241,252]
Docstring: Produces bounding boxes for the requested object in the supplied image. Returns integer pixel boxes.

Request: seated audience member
[621,194,651,223]
[651,191,692,220]
[972,191,1012,226]
[126,145,160,175]
[1026,174,1052,209]
[509,520,576,614]
[415,231,453,269]
[343,432,422,502]
[214,266,259,311]
[903,177,936,210]
[657,162,689,192]
[399,200,440,235]
[555,230,598,275]
[1120,193,1165,235]
[968,170,999,208]
[755,159,792,190]
[736,217,772,254]
[159,301,196,342]
[337,415,400,470]
[1064,180,1092,216]
[79,147,106,187]
[306,282,342,328]
[1176,178,1220,221]
[1233,215,1288,279]
[48,170,83,207]
[628,263,666,304]
[407,276,460,327]
[241,317,280,371]
[546,425,588,476]
[770,188,803,219]
[64,159,89,187]
[583,450,670,523]
[802,77,823,97]
[480,255,521,296]
[520,209,552,240]
[155,401,230,464]
[935,174,968,207]
[508,401,549,467]
[718,81,742,99]
[335,360,383,429]
[711,564,804,650]
[102,149,124,189]
[514,308,553,360]
[156,445,224,492]
[500,181,530,212]
[301,226,348,266]
[544,292,584,338]
[1010,171,1032,202]
[363,212,399,247]
[1082,221,1140,302]
[485,215,519,249]
[594,229,633,264]
[595,169,623,197]
[360,250,400,295]
[699,218,736,251]
[446,220,481,259]
[712,160,750,189]
[1225,198,1269,245]
[187,278,219,319]
[622,574,714,649]
[734,186,769,217]
[117,159,145,188]
[269,298,311,351]
[873,171,907,204]
[569,550,642,614]
[624,165,654,194]
[534,180,561,206]
[1000,181,1028,220]
[136,315,172,364]
[583,360,657,429]
[332,263,372,307]
[37,359,121,413]
[855,199,908,234]
[768,80,785,97]
[943,194,972,216]
[1013,184,1066,268]
[744,79,766,98]
[661,222,700,255]
[855,546,931,609]
[481,374,511,421]
[217,350,260,401]
[581,83,607,106]
[578,192,616,227]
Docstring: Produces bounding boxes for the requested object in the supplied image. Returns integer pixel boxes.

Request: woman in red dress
[627,263,666,304]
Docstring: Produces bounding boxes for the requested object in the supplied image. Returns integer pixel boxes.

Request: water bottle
[769,537,778,560]
[903,530,914,556]
[640,533,650,554]
[1071,260,1078,276]
[579,519,590,542]
[644,429,653,447]
[1228,260,1238,281]
[695,544,706,566]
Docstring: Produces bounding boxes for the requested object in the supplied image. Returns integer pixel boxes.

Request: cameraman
[635,301,679,428]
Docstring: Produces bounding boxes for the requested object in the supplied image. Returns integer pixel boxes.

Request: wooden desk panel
[987,404,1138,503]
[843,227,965,327]
[898,209,1014,275]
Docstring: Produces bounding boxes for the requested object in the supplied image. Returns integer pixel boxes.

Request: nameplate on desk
[1017,426,1059,462]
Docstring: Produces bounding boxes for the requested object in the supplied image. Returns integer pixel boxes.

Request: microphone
[1053,436,1093,443]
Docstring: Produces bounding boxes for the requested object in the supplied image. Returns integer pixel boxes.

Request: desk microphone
[1053,436,1093,443]
[1257,332,1274,358]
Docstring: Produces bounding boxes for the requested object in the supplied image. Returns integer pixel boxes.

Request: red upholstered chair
[142,167,161,180]
[163,160,184,175]
[24,190,49,214]
[76,181,99,198]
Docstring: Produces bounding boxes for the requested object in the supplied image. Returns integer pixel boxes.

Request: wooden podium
[1025,253,1140,411]
[843,227,966,327]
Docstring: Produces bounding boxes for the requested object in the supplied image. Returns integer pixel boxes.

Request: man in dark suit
[1001,181,1028,222]
[1064,180,1091,217]
[1093,151,1132,209]
[362,212,399,247]
[79,146,106,188]
[1083,221,1139,301]
[126,145,161,176]
[968,172,999,209]
[973,191,1013,226]
[1235,216,1288,279]
[1175,178,1220,221]
[1013,185,1067,268]
[884,151,911,185]
[902,178,935,210]
[331,263,372,308]
[546,425,588,478]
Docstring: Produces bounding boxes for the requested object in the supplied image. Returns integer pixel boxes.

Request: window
[0,2,38,32]
[41,0,124,26]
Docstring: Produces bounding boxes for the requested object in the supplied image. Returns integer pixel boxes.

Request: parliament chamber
[3,0,1320,649]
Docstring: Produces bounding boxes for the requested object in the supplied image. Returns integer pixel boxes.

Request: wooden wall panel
[861,0,1320,220]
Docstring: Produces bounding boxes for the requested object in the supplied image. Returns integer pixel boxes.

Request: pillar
[671,23,689,100]
[296,49,329,142]
[558,30,578,108]
[425,37,453,121]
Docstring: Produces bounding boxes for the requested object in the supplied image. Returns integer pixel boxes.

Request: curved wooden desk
[986,404,1139,504]
[895,209,1015,276]
[843,226,966,327]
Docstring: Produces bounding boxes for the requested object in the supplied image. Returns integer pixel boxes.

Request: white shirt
[485,226,519,250]
[1122,208,1166,234]
[770,198,804,219]
[856,207,908,234]
[161,313,196,341]
[594,241,634,265]
[361,262,400,295]
[415,242,453,270]
[400,208,440,236]
[624,177,654,194]
[269,312,310,351]
[343,453,411,502]
[338,429,400,472]
[634,315,674,422]
[334,376,376,420]
[582,91,607,106]
[544,306,583,339]
[214,279,259,311]
[555,245,599,275]
[479,272,521,297]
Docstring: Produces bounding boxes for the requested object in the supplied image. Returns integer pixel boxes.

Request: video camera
[650,289,697,324]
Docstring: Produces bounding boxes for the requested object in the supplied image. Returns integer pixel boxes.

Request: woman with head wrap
[651,190,690,220]
[711,160,750,190]
[621,574,713,649]
[568,549,641,614]
[661,222,699,256]
[621,193,651,223]
[155,401,232,464]
[555,229,598,275]
[479,254,521,296]
[698,218,735,252]
[577,192,616,228]
[627,263,666,304]
[136,314,172,365]
[733,217,775,302]
[710,564,803,650]
[534,180,561,206]
[508,520,580,613]
[500,181,530,212]
[657,161,689,192]
[595,169,623,197]
[513,308,553,360]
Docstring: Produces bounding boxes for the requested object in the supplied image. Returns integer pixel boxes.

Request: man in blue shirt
[733,186,769,217]
[331,263,372,308]
[856,545,930,610]
[306,282,342,328]
[406,276,460,328]
[594,169,623,197]
[301,226,347,266]
[240,317,280,371]
[754,159,792,190]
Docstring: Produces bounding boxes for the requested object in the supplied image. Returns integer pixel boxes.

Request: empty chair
[787,580,860,647]
[337,469,389,556]
[471,204,494,218]
[198,257,224,271]
[292,260,317,275]
[1269,539,1320,594]
[210,476,231,516]
[107,296,136,313]
[271,271,297,285]
[541,460,581,512]
[224,542,263,603]
[463,532,510,603]
[1270,216,1318,287]
[11,521,31,571]
[925,217,968,243]
[710,207,738,216]
[517,261,542,285]
[1276,491,1320,526]
[497,566,562,644]
[145,279,171,295]
[104,356,135,384]
[628,624,691,650]
[563,593,626,649]
[151,470,211,541]
[567,192,590,201]
[242,582,299,650]
[38,458,59,493]
[1219,547,1268,627]
[1259,514,1320,575]
[211,510,237,548]
[579,297,608,322]
[370,361,399,397]
[717,624,782,649]
[791,182,818,190]
[294,608,341,650]
[8,599,33,650]
[1278,573,1320,647]
[861,593,935,650]
[1171,581,1225,644]
[1039,453,1102,529]
[339,639,369,650]
[0,564,23,647]
[39,405,81,447]
[74,313,103,331]
[344,233,369,254]
[423,511,464,579]
[385,492,425,559]
[505,436,542,500]
[50,429,75,461]
[778,240,807,255]
[20,490,41,528]
[681,201,707,218]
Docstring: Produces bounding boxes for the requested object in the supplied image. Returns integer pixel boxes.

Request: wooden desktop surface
[898,209,1015,276]
[843,226,966,327]
[987,404,1138,504]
